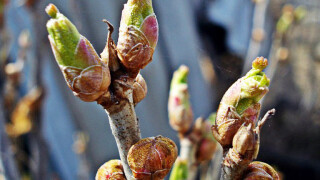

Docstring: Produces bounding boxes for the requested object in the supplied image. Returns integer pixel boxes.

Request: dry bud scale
[212,57,280,180]
[46,1,159,179]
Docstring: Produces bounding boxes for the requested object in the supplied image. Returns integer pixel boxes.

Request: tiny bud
[168,65,193,133]
[232,124,257,156]
[244,161,280,180]
[252,57,268,70]
[95,160,126,180]
[46,4,111,102]
[45,3,59,18]
[127,136,178,179]
[132,74,147,105]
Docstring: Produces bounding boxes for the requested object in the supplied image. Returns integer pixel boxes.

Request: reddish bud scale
[127,136,178,180]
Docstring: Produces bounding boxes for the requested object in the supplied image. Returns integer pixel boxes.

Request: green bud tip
[171,65,189,87]
[252,57,268,71]
[124,0,154,27]
[46,3,59,18]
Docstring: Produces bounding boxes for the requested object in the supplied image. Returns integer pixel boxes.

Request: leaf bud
[132,74,147,105]
[127,136,178,179]
[168,65,193,133]
[46,4,111,102]
[117,0,158,72]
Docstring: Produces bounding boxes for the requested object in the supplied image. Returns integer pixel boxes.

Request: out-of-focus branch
[25,0,49,178]
[243,0,270,74]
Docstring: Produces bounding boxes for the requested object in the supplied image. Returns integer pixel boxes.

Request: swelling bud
[127,136,178,180]
[46,4,111,102]
[168,65,193,133]
[212,57,270,147]
[117,0,159,73]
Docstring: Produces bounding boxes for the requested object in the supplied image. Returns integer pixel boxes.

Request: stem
[210,146,223,180]
[180,138,197,180]
[220,148,251,180]
[99,84,141,180]
[220,109,275,180]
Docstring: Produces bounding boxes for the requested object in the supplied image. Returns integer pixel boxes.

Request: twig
[98,84,141,180]
[255,109,275,133]
[179,138,197,180]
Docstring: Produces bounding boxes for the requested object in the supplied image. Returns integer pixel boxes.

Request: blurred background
[0,0,319,179]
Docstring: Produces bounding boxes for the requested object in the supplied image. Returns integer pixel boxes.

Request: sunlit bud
[117,0,158,72]
[95,160,126,180]
[213,57,270,147]
[127,136,178,179]
[232,124,257,156]
[168,65,193,133]
[46,4,111,102]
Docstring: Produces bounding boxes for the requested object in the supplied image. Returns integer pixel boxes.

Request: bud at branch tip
[46,3,59,18]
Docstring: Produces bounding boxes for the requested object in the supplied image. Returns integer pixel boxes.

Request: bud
[95,160,126,180]
[46,4,111,102]
[117,0,158,72]
[232,124,257,157]
[244,161,280,180]
[194,118,217,163]
[213,57,270,147]
[127,136,178,179]
[132,73,147,105]
[168,65,193,133]
[196,137,217,163]
[169,158,188,180]
[237,57,269,114]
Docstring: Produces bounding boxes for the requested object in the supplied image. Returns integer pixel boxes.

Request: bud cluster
[46,0,158,103]
[212,57,279,179]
